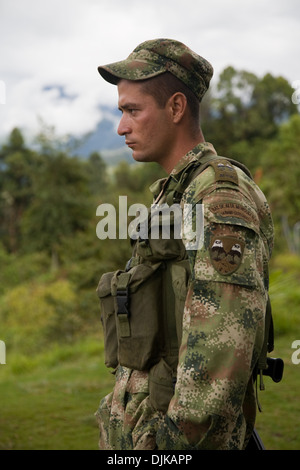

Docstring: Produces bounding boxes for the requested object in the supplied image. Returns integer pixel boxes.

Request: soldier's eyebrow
[118,102,139,112]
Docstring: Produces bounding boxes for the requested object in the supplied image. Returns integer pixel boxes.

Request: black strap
[245,428,265,450]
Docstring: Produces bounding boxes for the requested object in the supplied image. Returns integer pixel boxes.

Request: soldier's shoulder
[182,165,216,205]
[183,160,268,208]
[182,161,273,237]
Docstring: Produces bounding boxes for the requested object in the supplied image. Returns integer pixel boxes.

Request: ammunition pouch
[97,256,190,372]
[97,271,117,369]
[112,261,165,371]
[97,200,191,372]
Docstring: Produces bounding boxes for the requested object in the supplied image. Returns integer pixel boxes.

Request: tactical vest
[97,152,279,411]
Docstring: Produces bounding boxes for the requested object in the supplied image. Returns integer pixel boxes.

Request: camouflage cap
[98,39,213,102]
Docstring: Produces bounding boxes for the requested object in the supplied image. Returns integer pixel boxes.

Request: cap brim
[98,65,122,85]
[98,59,166,85]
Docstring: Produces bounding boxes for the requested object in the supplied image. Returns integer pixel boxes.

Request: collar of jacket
[170,141,217,178]
[149,141,217,202]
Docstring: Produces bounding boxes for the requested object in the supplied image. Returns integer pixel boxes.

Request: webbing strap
[166,154,217,206]
[259,295,274,367]
[165,153,249,206]
[257,295,274,392]
[116,272,131,337]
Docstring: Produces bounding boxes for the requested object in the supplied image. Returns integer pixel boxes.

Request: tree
[202,67,299,171]
[0,128,41,252]
[21,130,92,269]
[85,151,108,195]
[259,114,300,253]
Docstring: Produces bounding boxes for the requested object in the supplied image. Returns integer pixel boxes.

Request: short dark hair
[139,72,200,126]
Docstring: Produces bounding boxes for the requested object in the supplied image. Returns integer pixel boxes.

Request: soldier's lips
[125,141,136,149]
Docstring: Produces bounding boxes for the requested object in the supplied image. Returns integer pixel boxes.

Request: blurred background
[0,0,299,450]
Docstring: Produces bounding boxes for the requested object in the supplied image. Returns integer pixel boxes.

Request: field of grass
[255,335,300,450]
[0,337,114,450]
[0,332,299,450]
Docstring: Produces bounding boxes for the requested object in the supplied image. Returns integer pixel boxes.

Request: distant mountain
[72,105,135,166]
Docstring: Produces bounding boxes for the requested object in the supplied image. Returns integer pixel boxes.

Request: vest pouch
[96,271,118,369]
[111,262,164,371]
[171,259,191,345]
[135,206,186,262]
[149,358,175,413]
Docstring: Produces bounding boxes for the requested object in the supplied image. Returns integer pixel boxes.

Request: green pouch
[135,206,186,262]
[149,358,175,413]
[111,262,165,371]
[96,271,118,369]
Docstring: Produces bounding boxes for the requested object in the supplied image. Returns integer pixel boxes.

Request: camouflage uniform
[96,39,274,450]
[95,142,274,450]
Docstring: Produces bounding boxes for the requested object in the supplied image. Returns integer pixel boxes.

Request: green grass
[0,338,115,450]
[0,333,299,450]
[255,335,300,450]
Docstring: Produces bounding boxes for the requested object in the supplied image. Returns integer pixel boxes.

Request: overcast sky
[0,0,299,143]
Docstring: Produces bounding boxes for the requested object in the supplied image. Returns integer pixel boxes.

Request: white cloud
[0,0,299,142]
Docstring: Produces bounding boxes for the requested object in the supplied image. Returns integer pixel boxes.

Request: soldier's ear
[168,92,187,124]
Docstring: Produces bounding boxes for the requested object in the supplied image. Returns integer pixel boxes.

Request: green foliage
[260,115,300,222]
[21,152,92,266]
[0,278,77,352]
[85,151,109,195]
[0,128,42,252]
[0,245,49,294]
[269,253,300,336]
[203,66,298,172]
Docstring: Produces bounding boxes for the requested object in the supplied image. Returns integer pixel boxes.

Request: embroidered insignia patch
[208,201,259,226]
[209,236,245,275]
[210,160,238,185]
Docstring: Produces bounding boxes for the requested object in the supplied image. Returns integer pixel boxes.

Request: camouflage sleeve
[156,181,269,450]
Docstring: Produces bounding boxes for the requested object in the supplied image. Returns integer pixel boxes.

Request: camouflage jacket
[95,142,274,450]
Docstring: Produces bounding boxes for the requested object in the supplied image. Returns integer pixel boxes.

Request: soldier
[95,39,274,450]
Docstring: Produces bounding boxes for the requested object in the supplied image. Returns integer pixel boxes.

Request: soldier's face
[117,79,175,170]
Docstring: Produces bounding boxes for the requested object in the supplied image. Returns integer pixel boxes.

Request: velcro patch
[210,160,238,185]
[209,236,245,275]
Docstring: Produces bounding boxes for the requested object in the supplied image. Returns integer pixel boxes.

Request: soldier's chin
[131,151,151,163]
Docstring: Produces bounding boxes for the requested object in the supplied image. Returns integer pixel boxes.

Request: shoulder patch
[209,235,245,275]
[208,200,259,226]
[209,159,238,185]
